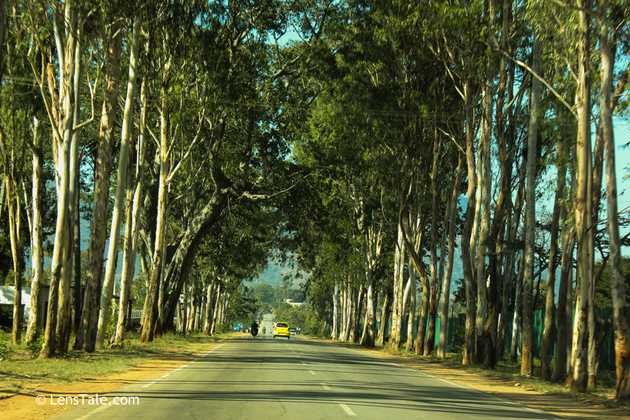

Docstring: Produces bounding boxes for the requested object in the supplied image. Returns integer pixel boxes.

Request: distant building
[0,285,48,330]
[285,298,305,307]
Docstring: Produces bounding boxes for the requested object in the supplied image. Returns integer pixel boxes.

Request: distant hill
[252,258,306,287]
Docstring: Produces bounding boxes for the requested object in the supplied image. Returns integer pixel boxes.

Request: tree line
[280,0,630,401]
[0,0,316,357]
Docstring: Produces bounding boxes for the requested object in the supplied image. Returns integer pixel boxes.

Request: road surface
[56,336,554,420]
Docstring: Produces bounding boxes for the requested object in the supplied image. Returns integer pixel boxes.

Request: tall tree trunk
[97,18,140,348]
[72,162,81,335]
[598,6,630,399]
[461,82,477,365]
[511,253,524,361]
[376,290,390,347]
[332,282,339,340]
[570,0,593,393]
[113,184,134,345]
[474,0,498,365]
[389,224,406,349]
[7,175,23,344]
[521,38,541,377]
[348,285,358,343]
[360,282,375,347]
[157,188,230,333]
[416,268,430,355]
[41,1,79,358]
[25,117,43,345]
[405,273,416,353]
[203,281,215,335]
[425,135,440,356]
[57,32,82,354]
[499,157,525,359]
[77,23,122,352]
[541,137,567,380]
[437,156,463,358]
[114,72,146,345]
[555,223,575,382]
[141,58,171,342]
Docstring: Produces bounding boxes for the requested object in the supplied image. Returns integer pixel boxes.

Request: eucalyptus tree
[0,2,38,345]
[76,1,124,352]
[597,0,630,400]
[95,16,141,348]
[426,0,485,365]
[22,0,93,357]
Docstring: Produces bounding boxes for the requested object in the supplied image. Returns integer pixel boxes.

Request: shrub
[0,337,9,361]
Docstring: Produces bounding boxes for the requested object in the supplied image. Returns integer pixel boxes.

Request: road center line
[338,403,356,416]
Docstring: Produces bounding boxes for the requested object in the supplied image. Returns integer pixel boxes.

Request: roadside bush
[0,336,9,361]
[26,337,42,358]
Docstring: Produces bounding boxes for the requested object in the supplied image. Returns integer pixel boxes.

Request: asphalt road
[55,336,554,420]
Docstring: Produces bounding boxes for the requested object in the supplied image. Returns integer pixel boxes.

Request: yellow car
[273,322,290,339]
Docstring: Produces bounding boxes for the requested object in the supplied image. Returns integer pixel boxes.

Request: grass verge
[0,330,226,397]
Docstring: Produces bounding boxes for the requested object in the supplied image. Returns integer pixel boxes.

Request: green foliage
[26,336,42,358]
[272,303,326,336]
[0,335,9,361]
[594,257,630,310]
[227,285,259,324]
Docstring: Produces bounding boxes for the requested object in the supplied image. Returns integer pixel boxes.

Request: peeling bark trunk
[376,290,390,347]
[141,67,170,343]
[554,220,575,382]
[210,283,222,335]
[570,0,593,393]
[460,79,477,366]
[405,272,416,353]
[115,70,146,346]
[416,266,430,356]
[6,174,23,345]
[389,224,406,349]
[511,253,524,361]
[425,135,441,356]
[97,18,140,348]
[437,156,463,358]
[203,281,215,335]
[332,282,339,340]
[598,8,630,398]
[77,23,122,352]
[541,136,567,380]
[57,32,82,354]
[521,38,541,377]
[360,282,375,347]
[41,1,79,358]
[25,117,43,345]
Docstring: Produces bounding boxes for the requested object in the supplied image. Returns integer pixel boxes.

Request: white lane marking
[194,343,226,363]
[74,403,112,420]
[417,371,555,418]
[141,379,158,389]
[341,345,557,420]
[203,343,225,355]
[339,403,356,416]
